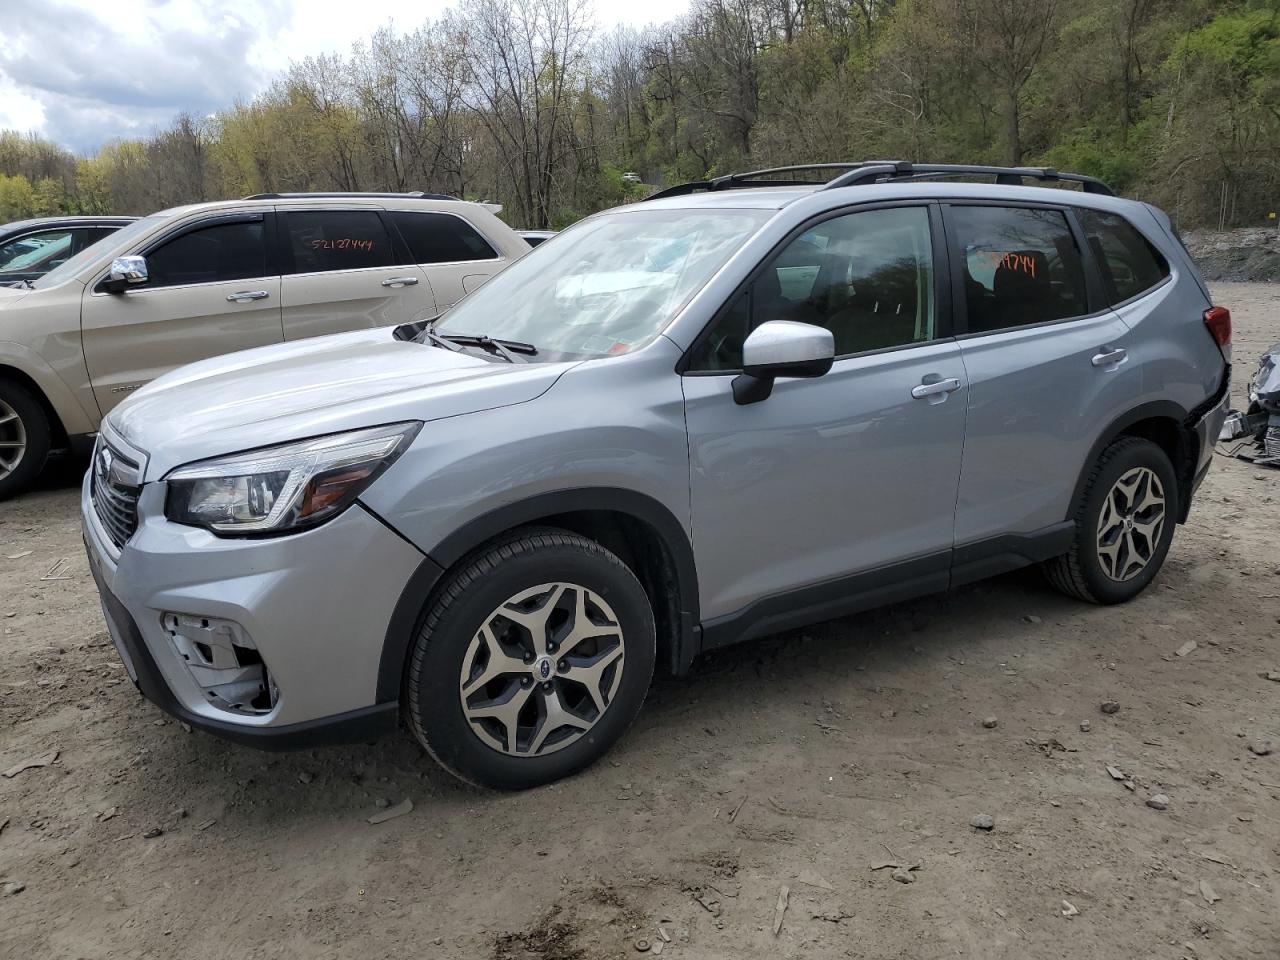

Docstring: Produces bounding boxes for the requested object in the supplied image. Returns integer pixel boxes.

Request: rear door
[81,212,283,414]
[944,202,1139,549]
[387,209,507,309]
[277,207,437,340]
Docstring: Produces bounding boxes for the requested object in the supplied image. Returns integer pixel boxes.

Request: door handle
[226,290,269,303]
[381,276,420,288]
[1091,346,1128,367]
[911,377,962,400]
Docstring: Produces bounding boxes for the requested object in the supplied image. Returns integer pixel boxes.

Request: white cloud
[0,0,692,153]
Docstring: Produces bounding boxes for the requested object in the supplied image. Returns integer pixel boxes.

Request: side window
[79,227,120,253]
[1077,209,1170,305]
[0,230,73,272]
[283,210,395,274]
[688,205,936,370]
[391,211,498,263]
[145,221,266,288]
[949,205,1088,333]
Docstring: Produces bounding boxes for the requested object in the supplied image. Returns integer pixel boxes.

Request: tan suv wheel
[0,378,51,500]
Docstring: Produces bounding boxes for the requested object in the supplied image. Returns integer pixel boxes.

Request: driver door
[81,213,284,414]
[680,204,967,632]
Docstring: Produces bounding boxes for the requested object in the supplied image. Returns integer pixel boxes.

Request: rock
[1023,615,1042,624]
[1061,900,1079,917]
[1079,720,1091,733]
[2,749,59,779]
[1263,671,1280,682]
[3,881,24,896]
[1198,879,1221,904]
[374,797,390,808]
[1247,739,1272,756]
[142,827,163,839]
[1146,794,1170,810]
[298,771,314,784]
[982,717,998,729]
[970,814,995,831]
[891,866,915,884]
[1175,640,1198,657]
[367,798,413,825]
[1106,765,1126,781]
[880,709,896,719]
[1100,701,1120,715]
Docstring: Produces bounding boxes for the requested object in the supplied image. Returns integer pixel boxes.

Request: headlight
[165,423,420,535]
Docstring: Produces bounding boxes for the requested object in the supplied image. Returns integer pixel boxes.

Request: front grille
[91,438,141,550]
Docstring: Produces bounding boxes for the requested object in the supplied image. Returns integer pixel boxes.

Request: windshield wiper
[437,332,537,363]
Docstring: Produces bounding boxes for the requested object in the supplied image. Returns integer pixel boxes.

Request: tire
[1044,437,1179,604]
[0,377,51,501]
[405,528,656,790]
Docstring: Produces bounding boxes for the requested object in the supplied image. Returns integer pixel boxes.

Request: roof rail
[643,161,1114,200]
[241,191,460,201]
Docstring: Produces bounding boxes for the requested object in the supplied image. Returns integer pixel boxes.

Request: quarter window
[949,206,1088,333]
[689,205,937,370]
[391,211,498,263]
[146,221,266,288]
[283,210,395,274]
[1077,209,1170,305]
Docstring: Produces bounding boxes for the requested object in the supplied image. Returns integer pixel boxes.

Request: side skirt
[695,522,1074,655]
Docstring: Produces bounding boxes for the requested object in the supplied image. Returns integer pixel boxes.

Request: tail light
[1203,306,1231,359]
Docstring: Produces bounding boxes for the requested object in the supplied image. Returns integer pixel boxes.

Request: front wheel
[405,529,656,790]
[0,377,51,500]
[1044,437,1179,604]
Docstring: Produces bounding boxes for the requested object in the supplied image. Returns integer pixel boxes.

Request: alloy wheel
[0,397,26,481]
[1095,466,1166,582]
[458,582,625,757]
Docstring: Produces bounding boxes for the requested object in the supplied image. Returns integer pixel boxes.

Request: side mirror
[732,320,834,404]
[104,255,148,292]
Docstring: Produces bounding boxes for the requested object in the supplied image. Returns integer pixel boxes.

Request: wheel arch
[0,361,70,449]
[375,488,701,703]
[1068,401,1198,526]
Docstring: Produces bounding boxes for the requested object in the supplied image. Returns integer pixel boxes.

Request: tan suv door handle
[381,276,420,288]
[226,290,269,303]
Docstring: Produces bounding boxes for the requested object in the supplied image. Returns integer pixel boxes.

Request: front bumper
[82,472,424,748]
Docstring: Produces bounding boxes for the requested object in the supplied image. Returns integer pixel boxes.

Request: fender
[0,339,99,437]
[374,487,702,702]
[1066,399,1194,524]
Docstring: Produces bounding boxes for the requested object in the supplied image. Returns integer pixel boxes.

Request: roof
[631,179,1139,214]
[0,215,137,234]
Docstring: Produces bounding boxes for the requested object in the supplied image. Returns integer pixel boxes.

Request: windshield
[34,216,158,289]
[0,233,72,272]
[434,207,771,361]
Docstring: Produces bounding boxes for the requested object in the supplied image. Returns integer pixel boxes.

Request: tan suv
[0,192,529,497]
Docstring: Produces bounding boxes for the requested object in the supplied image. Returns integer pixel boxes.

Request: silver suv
[0,192,528,498]
[82,163,1232,790]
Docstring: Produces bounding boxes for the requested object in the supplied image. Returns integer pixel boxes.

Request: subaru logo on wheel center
[535,656,553,680]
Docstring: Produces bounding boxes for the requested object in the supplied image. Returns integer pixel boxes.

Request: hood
[108,327,575,479]
[0,285,30,306]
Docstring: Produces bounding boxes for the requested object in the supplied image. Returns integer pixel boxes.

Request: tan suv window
[282,210,395,274]
[146,221,266,288]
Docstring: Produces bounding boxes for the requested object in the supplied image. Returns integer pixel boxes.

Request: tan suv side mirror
[103,255,148,292]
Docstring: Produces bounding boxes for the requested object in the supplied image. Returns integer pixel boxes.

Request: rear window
[391,211,498,263]
[1077,209,1170,305]
[949,205,1089,333]
[283,210,396,274]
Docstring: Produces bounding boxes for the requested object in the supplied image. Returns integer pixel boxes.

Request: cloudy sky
[0,0,689,154]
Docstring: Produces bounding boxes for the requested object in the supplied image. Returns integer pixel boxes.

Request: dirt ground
[1,283,1278,960]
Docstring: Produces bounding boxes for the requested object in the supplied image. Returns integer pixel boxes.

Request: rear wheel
[0,378,51,500]
[1044,437,1178,604]
[405,529,656,790]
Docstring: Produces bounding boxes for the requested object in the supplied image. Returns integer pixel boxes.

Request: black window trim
[384,208,504,267]
[1074,207,1174,311]
[679,199,954,376]
[940,199,1111,341]
[91,211,275,294]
